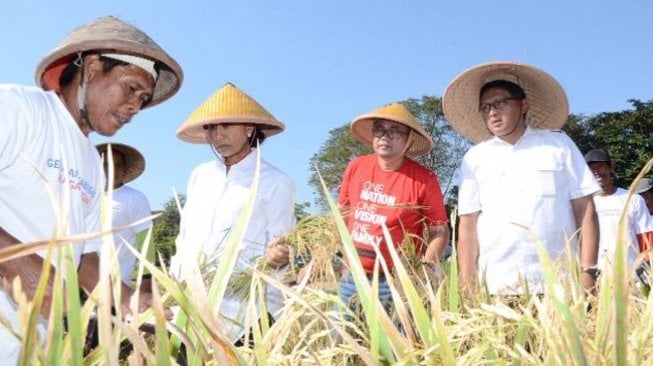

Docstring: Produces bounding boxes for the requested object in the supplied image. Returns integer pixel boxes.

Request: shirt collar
[219,149,257,175]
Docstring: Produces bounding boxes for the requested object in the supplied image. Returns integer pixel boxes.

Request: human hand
[265,237,290,269]
[120,285,173,321]
[421,260,442,281]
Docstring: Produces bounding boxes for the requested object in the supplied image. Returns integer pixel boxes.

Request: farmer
[96,143,155,291]
[172,82,296,345]
[442,61,600,296]
[0,16,182,360]
[635,178,653,216]
[337,102,449,312]
[584,149,653,270]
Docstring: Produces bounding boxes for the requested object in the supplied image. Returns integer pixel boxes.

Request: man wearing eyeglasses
[443,62,600,297]
[337,102,449,313]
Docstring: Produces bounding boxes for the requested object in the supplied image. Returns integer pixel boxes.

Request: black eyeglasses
[372,127,409,139]
[478,97,520,114]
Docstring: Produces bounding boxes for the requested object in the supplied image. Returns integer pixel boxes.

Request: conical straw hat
[36,15,183,108]
[350,102,433,157]
[442,61,568,143]
[96,142,145,184]
[176,82,285,144]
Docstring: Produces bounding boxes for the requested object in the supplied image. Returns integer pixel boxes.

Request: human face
[83,55,155,136]
[640,190,653,215]
[588,161,615,193]
[204,123,255,164]
[371,120,410,160]
[479,87,528,144]
[102,150,126,189]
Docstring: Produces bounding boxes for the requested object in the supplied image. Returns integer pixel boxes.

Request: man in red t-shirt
[338,102,449,311]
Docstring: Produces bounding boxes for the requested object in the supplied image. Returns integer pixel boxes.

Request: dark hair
[250,127,267,148]
[480,80,526,100]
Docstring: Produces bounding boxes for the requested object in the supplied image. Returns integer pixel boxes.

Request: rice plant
[0,157,651,365]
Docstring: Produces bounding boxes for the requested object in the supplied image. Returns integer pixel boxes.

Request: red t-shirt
[338,154,448,272]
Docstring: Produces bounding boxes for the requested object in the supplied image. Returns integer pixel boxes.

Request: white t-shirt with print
[594,188,653,270]
[109,185,152,284]
[0,84,102,359]
[458,127,599,295]
[171,151,296,343]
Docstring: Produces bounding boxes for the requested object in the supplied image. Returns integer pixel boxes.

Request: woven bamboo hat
[96,142,145,184]
[36,15,183,108]
[442,61,569,143]
[350,102,433,157]
[176,82,285,144]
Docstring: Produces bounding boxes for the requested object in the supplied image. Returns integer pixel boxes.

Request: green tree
[295,201,312,221]
[308,95,470,210]
[151,194,185,266]
[308,125,372,209]
[564,99,653,187]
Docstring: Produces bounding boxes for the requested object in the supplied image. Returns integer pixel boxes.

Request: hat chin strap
[76,60,94,133]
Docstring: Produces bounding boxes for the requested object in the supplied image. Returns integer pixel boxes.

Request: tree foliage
[151,194,185,265]
[308,95,470,210]
[564,99,653,188]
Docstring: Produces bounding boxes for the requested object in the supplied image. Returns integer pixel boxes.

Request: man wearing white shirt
[585,149,653,271]
[97,143,154,290]
[0,16,182,360]
[443,62,600,296]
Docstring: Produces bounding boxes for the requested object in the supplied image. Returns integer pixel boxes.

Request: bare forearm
[423,223,450,263]
[571,196,599,290]
[458,214,480,286]
[572,196,599,268]
[78,253,101,293]
[78,252,138,312]
[0,227,55,317]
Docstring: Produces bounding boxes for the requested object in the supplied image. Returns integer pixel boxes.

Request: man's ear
[84,54,103,81]
[521,97,530,119]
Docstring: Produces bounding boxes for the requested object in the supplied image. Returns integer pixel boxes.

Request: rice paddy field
[1,160,652,365]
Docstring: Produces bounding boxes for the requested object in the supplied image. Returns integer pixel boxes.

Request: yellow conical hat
[176,82,285,144]
[350,102,433,157]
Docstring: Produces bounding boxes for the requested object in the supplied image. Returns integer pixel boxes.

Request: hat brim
[35,18,183,108]
[96,143,145,184]
[443,61,569,143]
[176,116,285,144]
[350,113,433,157]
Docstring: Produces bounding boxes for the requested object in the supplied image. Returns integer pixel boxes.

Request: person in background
[635,178,653,216]
[338,102,449,313]
[443,61,600,297]
[584,149,653,271]
[97,142,155,292]
[172,82,296,345]
[0,15,182,360]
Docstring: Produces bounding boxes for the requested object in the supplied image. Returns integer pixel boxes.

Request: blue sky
[2,1,651,210]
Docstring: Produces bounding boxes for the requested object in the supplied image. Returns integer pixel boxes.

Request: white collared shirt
[594,188,653,270]
[458,127,599,294]
[171,150,295,342]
